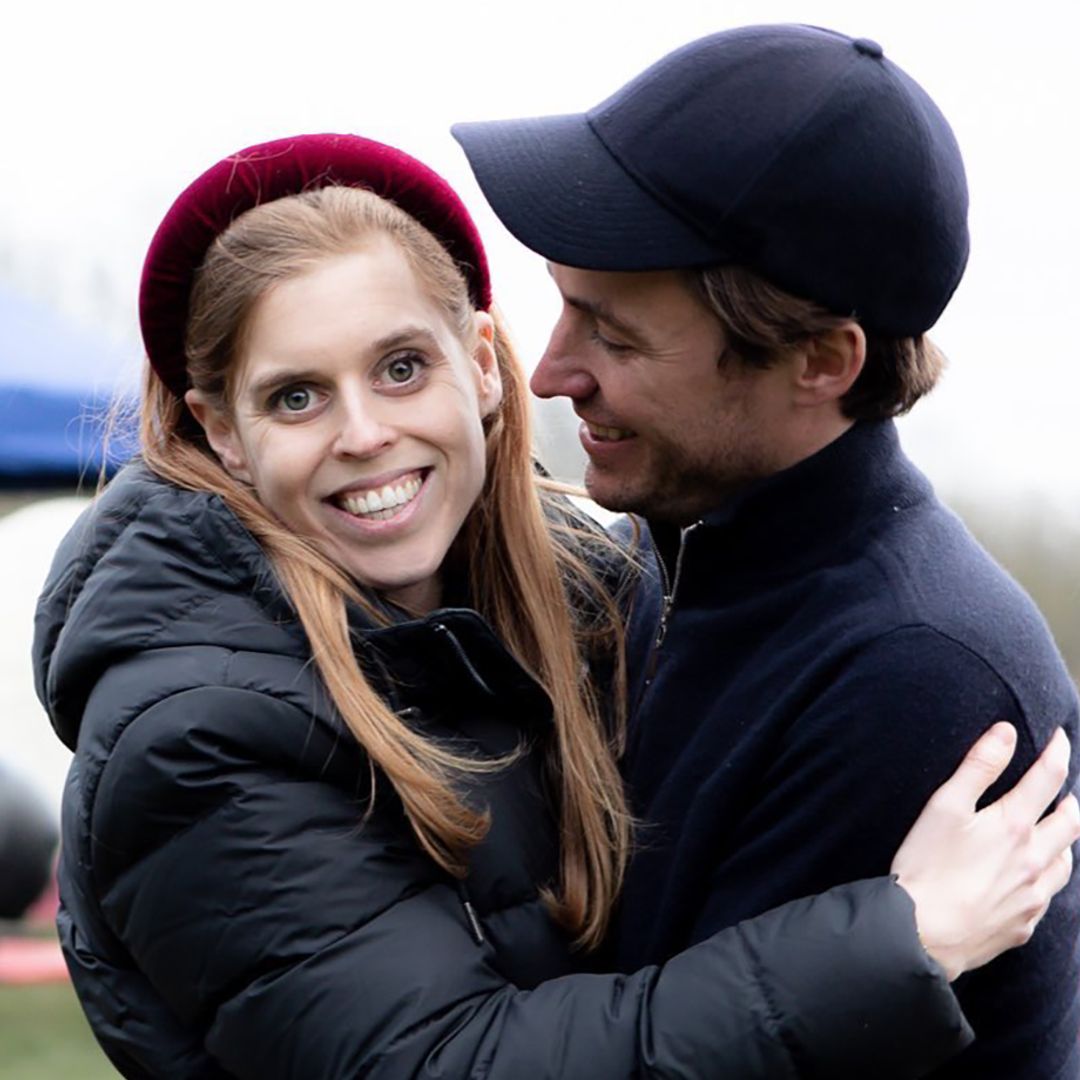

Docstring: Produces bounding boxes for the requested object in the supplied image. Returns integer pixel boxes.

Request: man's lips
[582,421,635,442]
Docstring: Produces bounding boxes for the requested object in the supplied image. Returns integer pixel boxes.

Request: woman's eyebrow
[245,367,324,401]
[369,325,443,354]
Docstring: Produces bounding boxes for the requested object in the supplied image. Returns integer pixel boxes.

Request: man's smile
[583,421,635,442]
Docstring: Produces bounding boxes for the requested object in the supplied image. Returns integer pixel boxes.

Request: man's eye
[590,328,632,354]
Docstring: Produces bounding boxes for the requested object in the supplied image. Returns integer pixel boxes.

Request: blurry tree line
[949,496,1080,684]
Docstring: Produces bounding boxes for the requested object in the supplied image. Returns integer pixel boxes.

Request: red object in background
[0,936,68,984]
[0,867,66,985]
[24,871,59,926]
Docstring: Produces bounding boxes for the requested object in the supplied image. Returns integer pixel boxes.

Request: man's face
[530,264,797,524]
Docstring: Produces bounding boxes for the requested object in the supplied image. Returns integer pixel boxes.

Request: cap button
[852,37,884,59]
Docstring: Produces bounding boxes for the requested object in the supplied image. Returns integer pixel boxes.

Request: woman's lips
[333,470,425,519]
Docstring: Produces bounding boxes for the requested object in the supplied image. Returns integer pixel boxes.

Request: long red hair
[140,186,633,948]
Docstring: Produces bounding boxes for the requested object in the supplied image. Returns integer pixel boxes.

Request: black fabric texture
[616,419,1080,1079]
[34,462,972,1078]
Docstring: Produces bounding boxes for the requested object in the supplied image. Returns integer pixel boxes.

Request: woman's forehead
[233,247,463,389]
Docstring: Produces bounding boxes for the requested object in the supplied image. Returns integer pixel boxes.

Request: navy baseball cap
[453,24,969,336]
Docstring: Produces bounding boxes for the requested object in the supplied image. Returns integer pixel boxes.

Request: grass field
[0,982,120,1078]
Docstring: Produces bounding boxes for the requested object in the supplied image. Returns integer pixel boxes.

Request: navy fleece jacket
[614,420,1080,1079]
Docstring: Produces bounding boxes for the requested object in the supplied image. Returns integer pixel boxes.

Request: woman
[34,134,1077,1079]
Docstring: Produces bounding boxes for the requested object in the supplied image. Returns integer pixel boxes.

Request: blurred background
[2,0,1077,1072]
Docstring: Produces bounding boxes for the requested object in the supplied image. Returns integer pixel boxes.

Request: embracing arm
[91,685,978,1080]
[895,722,1077,981]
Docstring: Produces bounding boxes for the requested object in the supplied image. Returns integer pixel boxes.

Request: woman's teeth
[338,474,422,518]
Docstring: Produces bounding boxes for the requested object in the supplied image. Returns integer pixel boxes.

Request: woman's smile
[330,468,426,520]
[322,467,431,535]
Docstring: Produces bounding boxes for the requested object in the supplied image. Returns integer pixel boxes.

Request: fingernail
[991,722,1016,746]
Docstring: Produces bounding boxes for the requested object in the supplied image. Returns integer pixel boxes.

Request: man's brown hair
[695,266,946,420]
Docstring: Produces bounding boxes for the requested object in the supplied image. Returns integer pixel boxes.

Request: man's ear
[792,323,866,406]
[472,311,503,418]
[184,390,252,483]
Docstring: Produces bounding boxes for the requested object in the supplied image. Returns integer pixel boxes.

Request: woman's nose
[331,397,397,460]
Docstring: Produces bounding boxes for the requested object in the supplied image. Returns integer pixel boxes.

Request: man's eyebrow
[244,325,444,401]
[563,295,650,343]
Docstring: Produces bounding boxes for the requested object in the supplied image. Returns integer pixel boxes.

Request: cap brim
[452,113,723,271]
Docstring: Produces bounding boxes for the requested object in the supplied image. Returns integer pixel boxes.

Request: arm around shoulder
[89,686,969,1079]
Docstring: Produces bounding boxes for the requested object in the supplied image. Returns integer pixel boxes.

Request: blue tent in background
[0,283,139,486]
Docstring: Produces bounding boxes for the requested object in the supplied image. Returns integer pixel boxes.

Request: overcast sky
[2,0,1078,518]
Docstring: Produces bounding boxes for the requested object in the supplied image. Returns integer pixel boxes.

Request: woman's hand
[892,722,1079,981]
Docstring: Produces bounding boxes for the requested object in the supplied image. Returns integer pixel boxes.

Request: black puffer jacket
[34,465,972,1079]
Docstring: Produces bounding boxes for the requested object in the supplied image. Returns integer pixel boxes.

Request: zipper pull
[654,596,673,651]
[456,880,485,945]
[642,522,698,685]
[645,597,672,682]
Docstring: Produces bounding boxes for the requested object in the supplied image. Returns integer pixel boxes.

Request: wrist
[893,874,964,982]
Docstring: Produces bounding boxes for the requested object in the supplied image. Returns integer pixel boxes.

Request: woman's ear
[184,390,253,483]
[793,322,866,405]
[472,311,503,418]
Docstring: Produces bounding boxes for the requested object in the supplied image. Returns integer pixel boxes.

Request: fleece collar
[646,420,933,588]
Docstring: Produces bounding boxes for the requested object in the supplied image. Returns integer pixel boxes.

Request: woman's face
[188,238,502,613]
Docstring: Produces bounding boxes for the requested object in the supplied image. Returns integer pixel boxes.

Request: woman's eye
[383,354,423,385]
[272,386,315,413]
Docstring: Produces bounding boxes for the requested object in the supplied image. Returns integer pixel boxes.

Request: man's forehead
[547,261,690,300]
[547,262,716,334]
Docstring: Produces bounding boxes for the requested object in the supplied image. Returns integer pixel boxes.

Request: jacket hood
[33,464,304,750]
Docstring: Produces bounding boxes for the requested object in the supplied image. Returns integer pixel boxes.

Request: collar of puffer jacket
[33,462,553,751]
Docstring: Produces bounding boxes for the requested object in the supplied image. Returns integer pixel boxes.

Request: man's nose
[530,323,599,401]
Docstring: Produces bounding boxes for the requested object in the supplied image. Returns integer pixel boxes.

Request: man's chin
[583,465,651,518]
[584,467,711,526]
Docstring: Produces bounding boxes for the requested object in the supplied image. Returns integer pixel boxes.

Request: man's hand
[892,723,1079,981]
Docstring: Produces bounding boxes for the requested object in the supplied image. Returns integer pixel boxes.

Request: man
[453,24,1080,1078]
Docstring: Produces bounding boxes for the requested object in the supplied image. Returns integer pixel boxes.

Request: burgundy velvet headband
[139,133,493,397]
